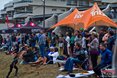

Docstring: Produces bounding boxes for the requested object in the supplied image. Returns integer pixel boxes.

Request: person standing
[6,35,12,52]
[70,33,75,55]
[38,30,46,64]
[50,32,58,47]
[0,34,3,47]
[107,30,116,51]
[30,34,36,47]
[65,33,70,55]
[58,34,64,55]
[88,33,99,68]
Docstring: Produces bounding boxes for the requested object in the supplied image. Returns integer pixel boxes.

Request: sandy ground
[0,52,96,78]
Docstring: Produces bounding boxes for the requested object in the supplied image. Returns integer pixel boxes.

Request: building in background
[0,0,117,28]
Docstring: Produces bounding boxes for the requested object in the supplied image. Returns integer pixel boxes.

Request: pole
[43,0,45,28]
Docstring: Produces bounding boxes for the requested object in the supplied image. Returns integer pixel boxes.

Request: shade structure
[0,28,13,34]
[0,22,44,33]
[50,3,117,30]
[8,23,22,33]
[21,21,44,33]
[50,8,83,30]
[80,3,117,29]
[0,23,22,34]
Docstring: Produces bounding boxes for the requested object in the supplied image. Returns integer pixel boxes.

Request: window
[61,9,65,12]
[67,0,77,6]
[52,9,57,11]
[51,0,57,1]
[7,12,13,17]
[22,0,32,2]
[15,7,25,14]
[15,0,32,4]
[61,0,65,1]
[26,6,33,13]
[79,0,89,6]
[15,7,32,14]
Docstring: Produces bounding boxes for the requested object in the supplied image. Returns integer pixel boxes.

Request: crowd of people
[0,28,116,78]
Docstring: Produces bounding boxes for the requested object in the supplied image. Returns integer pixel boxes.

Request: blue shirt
[100,49,112,65]
[38,34,46,45]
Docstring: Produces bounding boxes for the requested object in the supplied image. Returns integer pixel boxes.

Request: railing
[102,0,117,3]
[14,0,32,4]
[14,11,32,14]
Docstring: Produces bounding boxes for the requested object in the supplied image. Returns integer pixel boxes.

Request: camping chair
[101,64,115,78]
[75,50,89,69]
[75,57,89,73]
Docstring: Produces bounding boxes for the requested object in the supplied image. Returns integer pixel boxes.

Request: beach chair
[101,64,115,78]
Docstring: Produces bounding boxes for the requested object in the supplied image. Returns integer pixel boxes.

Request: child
[6,52,19,78]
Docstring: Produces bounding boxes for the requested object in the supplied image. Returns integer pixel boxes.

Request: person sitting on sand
[29,46,59,64]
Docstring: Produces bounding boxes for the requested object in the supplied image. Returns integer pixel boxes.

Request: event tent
[50,3,117,30]
[0,23,22,34]
[50,8,81,29]
[20,21,44,33]
[82,3,117,29]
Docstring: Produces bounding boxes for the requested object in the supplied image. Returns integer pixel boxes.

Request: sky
[0,0,12,10]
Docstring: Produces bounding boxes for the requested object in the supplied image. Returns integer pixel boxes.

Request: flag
[5,15,9,28]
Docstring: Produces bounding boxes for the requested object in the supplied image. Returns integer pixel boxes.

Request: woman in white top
[65,33,70,55]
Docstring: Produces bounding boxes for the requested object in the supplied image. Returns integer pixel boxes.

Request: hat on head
[80,28,84,31]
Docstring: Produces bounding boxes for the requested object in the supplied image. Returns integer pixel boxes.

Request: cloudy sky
[0,0,12,10]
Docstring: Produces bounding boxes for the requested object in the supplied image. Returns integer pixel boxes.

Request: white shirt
[82,37,86,49]
[65,36,70,47]
[48,52,59,63]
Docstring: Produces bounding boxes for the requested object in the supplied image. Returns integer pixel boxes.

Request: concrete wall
[33,6,66,15]
[33,0,67,7]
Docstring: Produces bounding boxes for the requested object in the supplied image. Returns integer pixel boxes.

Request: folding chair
[101,64,115,78]
[75,57,89,73]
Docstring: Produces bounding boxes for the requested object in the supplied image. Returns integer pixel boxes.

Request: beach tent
[50,3,117,30]
[50,8,83,30]
[81,3,117,29]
